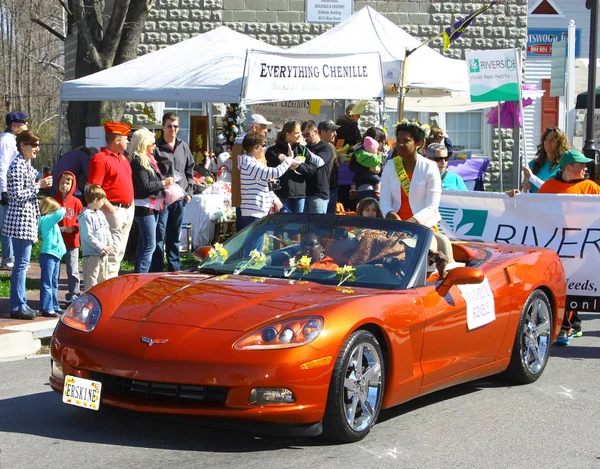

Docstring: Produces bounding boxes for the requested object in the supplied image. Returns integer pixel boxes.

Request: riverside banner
[242,51,384,104]
[440,191,600,312]
[465,48,520,102]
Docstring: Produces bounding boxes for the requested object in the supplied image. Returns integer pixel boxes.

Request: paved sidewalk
[0,261,74,359]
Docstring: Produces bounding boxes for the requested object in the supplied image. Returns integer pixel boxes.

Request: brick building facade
[67,0,529,189]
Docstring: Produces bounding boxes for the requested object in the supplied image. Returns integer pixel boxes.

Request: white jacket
[379,155,442,227]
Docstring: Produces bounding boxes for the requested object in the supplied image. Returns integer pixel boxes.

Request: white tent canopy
[60,26,281,103]
[291,6,471,101]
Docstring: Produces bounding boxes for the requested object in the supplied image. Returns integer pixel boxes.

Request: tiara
[397,118,431,139]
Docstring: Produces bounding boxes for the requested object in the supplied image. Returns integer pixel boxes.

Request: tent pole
[514,48,525,189]
[207,103,213,153]
[332,100,336,121]
[498,102,503,192]
[397,48,410,121]
[55,100,64,163]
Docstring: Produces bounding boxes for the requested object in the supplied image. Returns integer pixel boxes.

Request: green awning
[576,86,600,109]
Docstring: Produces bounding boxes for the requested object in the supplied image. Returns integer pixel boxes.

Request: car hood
[110,274,367,332]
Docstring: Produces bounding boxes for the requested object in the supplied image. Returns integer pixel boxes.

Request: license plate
[62,375,102,411]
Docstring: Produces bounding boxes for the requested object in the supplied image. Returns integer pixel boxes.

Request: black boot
[10,307,36,320]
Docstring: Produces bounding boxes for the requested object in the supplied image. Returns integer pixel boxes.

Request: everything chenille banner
[242,51,384,104]
[440,191,600,311]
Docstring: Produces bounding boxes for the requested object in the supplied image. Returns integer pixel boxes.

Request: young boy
[78,185,114,291]
[53,171,83,303]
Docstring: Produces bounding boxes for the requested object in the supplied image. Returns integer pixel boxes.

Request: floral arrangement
[285,255,312,277]
[234,249,267,275]
[336,265,357,286]
[207,243,228,263]
[397,118,431,140]
[222,103,246,144]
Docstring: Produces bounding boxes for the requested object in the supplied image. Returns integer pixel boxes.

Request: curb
[0,319,58,359]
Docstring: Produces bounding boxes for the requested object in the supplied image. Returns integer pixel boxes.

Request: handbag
[164,182,186,205]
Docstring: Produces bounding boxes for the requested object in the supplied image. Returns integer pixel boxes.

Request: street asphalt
[0,313,599,469]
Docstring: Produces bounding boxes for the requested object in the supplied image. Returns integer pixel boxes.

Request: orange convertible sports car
[50,214,566,442]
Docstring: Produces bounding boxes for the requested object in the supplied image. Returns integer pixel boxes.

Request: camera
[268,179,281,191]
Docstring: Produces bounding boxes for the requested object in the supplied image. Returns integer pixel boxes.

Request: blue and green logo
[440,207,489,237]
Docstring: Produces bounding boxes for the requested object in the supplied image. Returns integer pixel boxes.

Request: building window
[163,102,205,145]
[446,111,483,151]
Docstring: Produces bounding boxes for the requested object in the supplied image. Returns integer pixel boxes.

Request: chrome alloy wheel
[521,295,552,374]
[343,342,383,432]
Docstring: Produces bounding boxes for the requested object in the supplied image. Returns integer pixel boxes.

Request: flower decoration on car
[336,265,357,286]
[207,242,229,263]
[285,255,312,277]
[234,249,267,275]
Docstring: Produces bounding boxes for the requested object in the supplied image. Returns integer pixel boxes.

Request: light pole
[583,0,598,178]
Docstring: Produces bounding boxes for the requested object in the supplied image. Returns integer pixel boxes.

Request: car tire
[322,329,385,443]
[505,289,553,384]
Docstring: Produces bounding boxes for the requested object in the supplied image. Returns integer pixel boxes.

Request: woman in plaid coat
[3,131,52,319]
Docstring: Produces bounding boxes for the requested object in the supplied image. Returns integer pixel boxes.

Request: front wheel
[322,330,385,442]
[505,290,553,384]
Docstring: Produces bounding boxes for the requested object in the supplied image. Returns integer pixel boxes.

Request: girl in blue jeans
[38,197,66,317]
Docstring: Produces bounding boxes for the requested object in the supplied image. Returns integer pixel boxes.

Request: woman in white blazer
[380,121,442,228]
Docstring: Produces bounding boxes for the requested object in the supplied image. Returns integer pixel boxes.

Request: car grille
[92,373,229,405]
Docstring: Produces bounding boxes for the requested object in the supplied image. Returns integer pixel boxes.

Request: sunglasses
[302,132,313,138]
[431,156,449,162]
[27,142,40,148]
[165,124,180,129]
[260,143,267,148]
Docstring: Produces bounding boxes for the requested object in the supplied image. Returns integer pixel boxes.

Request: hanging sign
[242,51,384,105]
[465,49,520,102]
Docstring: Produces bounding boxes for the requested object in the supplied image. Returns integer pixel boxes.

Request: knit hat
[363,136,379,153]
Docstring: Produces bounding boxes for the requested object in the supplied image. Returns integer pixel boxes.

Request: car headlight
[60,293,102,332]
[234,317,323,350]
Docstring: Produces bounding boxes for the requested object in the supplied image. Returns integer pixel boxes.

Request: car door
[415,266,513,387]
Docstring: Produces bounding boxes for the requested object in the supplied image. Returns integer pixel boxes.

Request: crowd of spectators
[1,106,598,343]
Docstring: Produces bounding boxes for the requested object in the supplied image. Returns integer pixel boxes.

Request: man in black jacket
[302,120,338,214]
[152,112,195,272]
[335,104,361,147]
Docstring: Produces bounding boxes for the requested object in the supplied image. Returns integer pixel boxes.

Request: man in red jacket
[53,171,83,303]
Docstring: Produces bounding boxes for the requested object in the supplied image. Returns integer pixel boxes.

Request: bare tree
[0,0,65,141]
[67,0,154,147]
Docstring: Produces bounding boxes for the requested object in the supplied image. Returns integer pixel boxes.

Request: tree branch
[100,0,130,58]
[30,17,66,41]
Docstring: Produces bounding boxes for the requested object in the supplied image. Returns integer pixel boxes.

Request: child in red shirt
[53,171,83,303]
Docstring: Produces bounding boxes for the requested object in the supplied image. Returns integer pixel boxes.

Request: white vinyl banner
[243,51,384,104]
[440,191,600,312]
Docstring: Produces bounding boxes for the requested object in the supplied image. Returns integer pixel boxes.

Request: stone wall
[136,0,529,190]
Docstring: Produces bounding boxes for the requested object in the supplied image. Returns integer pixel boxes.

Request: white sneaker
[0,260,13,270]
[65,294,79,304]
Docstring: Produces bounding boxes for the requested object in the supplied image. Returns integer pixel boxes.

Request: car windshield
[197,214,431,290]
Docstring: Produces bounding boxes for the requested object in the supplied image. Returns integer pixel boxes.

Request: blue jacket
[39,208,66,259]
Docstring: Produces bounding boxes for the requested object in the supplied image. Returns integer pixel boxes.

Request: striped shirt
[239,153,293,218]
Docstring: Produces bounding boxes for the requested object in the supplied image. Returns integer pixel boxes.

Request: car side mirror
[436,267,485,297]
[193,246,213,262]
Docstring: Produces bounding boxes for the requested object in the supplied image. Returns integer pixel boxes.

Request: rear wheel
[506,290,553,384]
[322,330,385,442]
